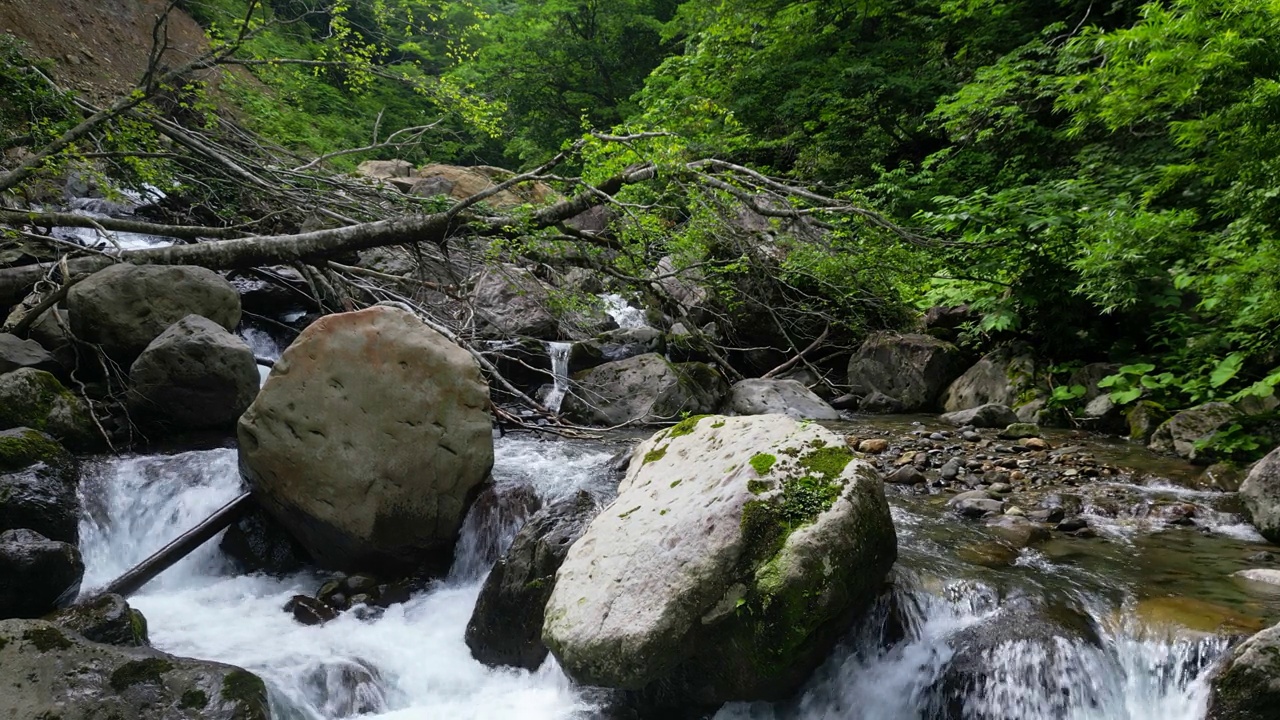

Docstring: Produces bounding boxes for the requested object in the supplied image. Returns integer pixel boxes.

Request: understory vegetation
[2,0,1279,452]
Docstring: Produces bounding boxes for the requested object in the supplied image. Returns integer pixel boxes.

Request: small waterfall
[599,293,649,330]
[544,341,573,413]
[240,326,284,386]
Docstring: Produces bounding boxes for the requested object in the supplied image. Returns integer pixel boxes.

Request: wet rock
[1028,507,1065,524]
[885,466,926,485]
[543,415,896,710]
[956,541,1019,568]
[593,327,665,363]
[940,403,1018,429]
[1208,623,1280,720]
[286,595,338,626]
[0,333,58,375]
[961,431,982,443]
[1148,401,1241,462]
[1232,569,1280,593]
[1240,445,1280,543]
[0,528,83,618]
[857,438,889,454]
[0,368,94,448]
[128,315,260,431]
[939,457,962,480]
[0,428,80,543]
[561,353,727,426]
[220,502,311,576]
[948,490,1004,518]
[471,264,559,339]
[1136,596,1266,637]
[941,346,1037,413]
[997,422,1040,440]
[1056,517,1089,532]
[239,306,494,574]
[846,332,964,412]
[724,379,839,420]
[1126,401,1169,443]
[67,263,241,362]
[466,490,598,670]
[303,658,387,717]
[986,515,1049,547]
[48,593,148,646]
[0,618,269,719]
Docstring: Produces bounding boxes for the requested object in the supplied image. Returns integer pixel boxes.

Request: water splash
[599,294,649,330]
[544,341,573,414]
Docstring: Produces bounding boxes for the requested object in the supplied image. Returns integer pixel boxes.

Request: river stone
[1148,401,1241,462]
[0,427,80,544]
[1208,623,1280,720]
[220,502,312,576]
[847,332,964,412]
[941,346,1037,413]
[1240,446,1280,544]
[724,378,839,420]
[561,353,728,426]
[67,263,241,362]
[1233,569,1280,593]
[0,332,58,374]
[128,315,260,431]
[48,593,149,647]
[1126,400,1169,443]
[940,403,1018,429]
[471,264,559,339]
[0,368,94,447]
[594,326,665,362]
[997,422,1040,440]
[0,528,83,618]
[466,490,598,670]
[543,414,897,708]
[238,306,493,573]
[0,618,269,720]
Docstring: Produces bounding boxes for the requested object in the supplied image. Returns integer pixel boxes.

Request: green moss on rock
[129,610,149,646]
[109,658,173,691]
[642,446,668,465]
[0,427,67,472]
[23,626,71,651]
[749,453,776,476]
[180,689,209,710]
[668,414,713,438]
[221,669,269,720]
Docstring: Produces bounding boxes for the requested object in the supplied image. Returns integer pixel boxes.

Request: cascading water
[599,293,649,330]
[75,430,1260,720]
[543,342,573,414]
[240,326,285,385]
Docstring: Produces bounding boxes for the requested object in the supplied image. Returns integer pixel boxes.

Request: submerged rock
[466,490,598,670]
[67,263,241,362]
[847,332,964,412]
[128,314,260,431]
[0,618,270,719]
[561,353,727,426]
[0,427,80,543]
[1208,623,1280,720]
[238,306,493,573]
[48,593,149,647]
[542,414,896,710]
[0,368,94,447]
[1239,445,1280,543]
[723,378,839,420]
[0,528,83,618]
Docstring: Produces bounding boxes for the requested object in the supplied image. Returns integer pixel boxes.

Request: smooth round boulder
[238,305,494,573]
[542,414,896,709]
[1149,402,1242,462]
[1241,446,1280,543]
[942,346,1037,412]
[67,263,241,362]
[0,618,268,720]
[128,314,259,431]
[561,353,727,426]
[0,528,84,618]
[0,427,80,543]
[1208,623,1280,720]
[0,368,94,447]
[466,490,598,670]
[723,378,839,420]
[847,332,964,412]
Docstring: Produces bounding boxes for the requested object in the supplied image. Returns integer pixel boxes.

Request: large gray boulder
[543,415,896,709]
[1208,622,1280,720]
[238,306,493,573]
[471,264,559,339]
[0,427,80,543]
[128,315,260,431]
[466,490,599,670]
[724,378,839,420]
[561,353,727,426]
[0,528,83,618]
[847,332,964,412]
[0,333,58,375]
[0,618,269,720]
[1148,401,1241,462]
[942,347,1037,413]
[1241,447,1280,543]
[67,263,241,362]
[0,368,94,448]
[941,403,1019,429]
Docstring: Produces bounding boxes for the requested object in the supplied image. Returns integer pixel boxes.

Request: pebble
[1004,505,1025,516]
[858,438,890,454]
[940,458,962,480]
[929,433,947,441]
[885,466,927,485]
[962,431,982,442]
[1023,437,1049,451]
[988,482,1013,494]
[1056,517,1089,532]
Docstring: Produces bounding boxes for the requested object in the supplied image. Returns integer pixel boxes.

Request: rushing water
[543,342,573,414]
[74,426,1278,720]
[599,294,649,330]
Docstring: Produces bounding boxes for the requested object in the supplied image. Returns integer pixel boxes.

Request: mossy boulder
[0,618,269,719]
[561,353,728,426]
[48,593,149,647]
[941,346,1038,413]
[0,427,81,544]
[1208,622,1280,720]
[1148,401,1241,462]
[0,368,94,448]
[542,414,896,712]
[1240,446,1280,544]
